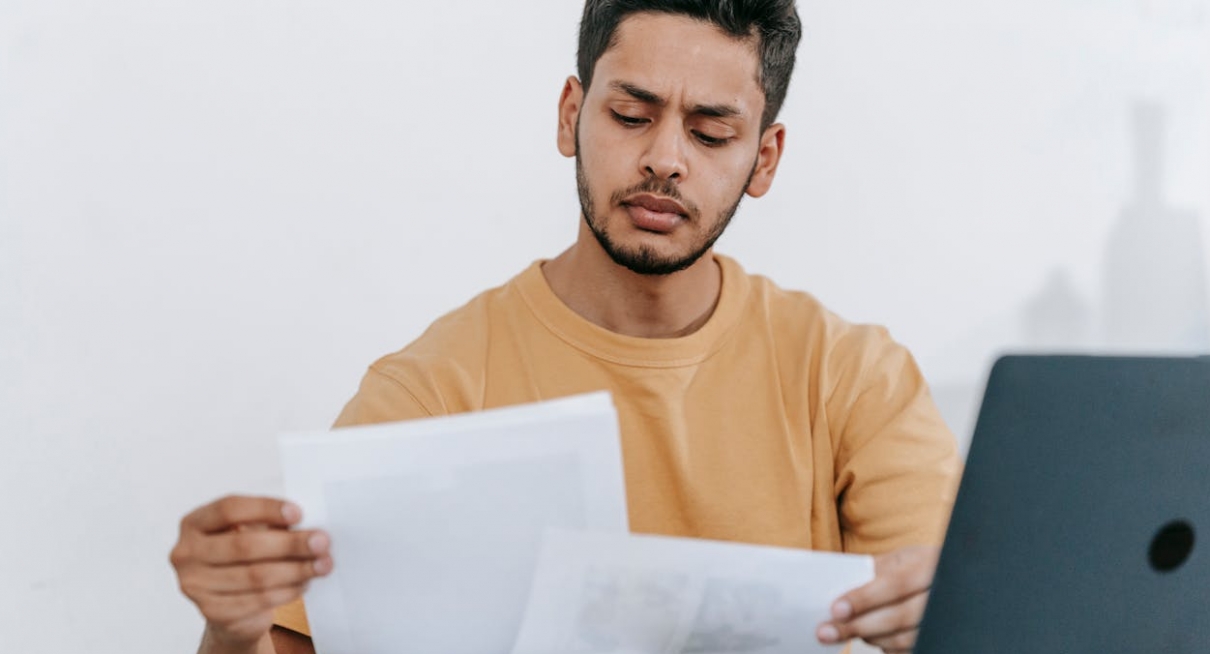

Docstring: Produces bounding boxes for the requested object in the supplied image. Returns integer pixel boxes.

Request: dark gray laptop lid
[915,355,1210,653]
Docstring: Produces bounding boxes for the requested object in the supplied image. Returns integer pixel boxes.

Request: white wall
[1,1,1207,652]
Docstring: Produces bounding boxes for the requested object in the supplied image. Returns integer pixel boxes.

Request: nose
[638,121,688,182]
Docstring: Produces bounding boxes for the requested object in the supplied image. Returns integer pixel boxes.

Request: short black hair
[577,0,802,130]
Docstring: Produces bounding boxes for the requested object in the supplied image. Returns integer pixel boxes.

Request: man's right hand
[170,496,332,651]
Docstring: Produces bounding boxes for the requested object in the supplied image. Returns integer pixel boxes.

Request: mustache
[609,177,700,221]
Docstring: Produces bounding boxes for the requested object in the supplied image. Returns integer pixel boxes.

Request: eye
[693,131,731,147]
[611,110,648,127]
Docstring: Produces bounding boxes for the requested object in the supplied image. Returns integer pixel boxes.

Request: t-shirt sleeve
[333,364,437,427]
[273,365,437,636]
[273,598,312,637]
[826,326,962,555]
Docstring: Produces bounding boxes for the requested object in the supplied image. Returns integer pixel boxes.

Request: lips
[623,194,688,217]
[621,194,688,234]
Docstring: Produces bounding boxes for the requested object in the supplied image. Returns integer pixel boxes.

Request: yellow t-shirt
[274,254,961,637]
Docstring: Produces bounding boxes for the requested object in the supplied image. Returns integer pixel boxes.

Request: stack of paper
[279,392,873,654]
[513,529,872,654]
[279,392,629,654]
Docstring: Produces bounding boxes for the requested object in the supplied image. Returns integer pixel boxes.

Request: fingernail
[309,532,330,553]
[313,557,333,575]
[282,503,302,523]
[817,625,839,643]
[832,600,852,620]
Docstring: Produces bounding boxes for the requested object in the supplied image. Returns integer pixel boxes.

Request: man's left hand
[815,544,940,654]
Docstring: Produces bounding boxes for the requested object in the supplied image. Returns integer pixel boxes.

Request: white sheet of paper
[278,392,629,654]
[511,529,874,654]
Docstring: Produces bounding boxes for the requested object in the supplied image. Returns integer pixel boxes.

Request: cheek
[579,132,634,194]
[698,160,751,205]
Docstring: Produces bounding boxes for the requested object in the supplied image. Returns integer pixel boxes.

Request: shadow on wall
[932,101,1210,450]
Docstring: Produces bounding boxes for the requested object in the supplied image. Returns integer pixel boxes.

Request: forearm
[197,625,275,654]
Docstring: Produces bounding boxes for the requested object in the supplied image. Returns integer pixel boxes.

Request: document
[278,392,629,654]
[511,529,874,654]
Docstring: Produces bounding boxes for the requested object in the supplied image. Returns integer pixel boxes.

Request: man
[170,2,960,653]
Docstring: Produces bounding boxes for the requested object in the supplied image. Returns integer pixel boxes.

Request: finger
[832,547,937,620]
[196,584,310,625]
[846,591,928,639]
[865,627,918,653]
[818,590,928,644]
[185,557,333,595]
[197,529,329,566]
[183,496,302,534]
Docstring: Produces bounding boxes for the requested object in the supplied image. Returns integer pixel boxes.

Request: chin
[607,242,706,277]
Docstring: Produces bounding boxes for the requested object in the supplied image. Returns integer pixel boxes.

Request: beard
[575,131,756,277]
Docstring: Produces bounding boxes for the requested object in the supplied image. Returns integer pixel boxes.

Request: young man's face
[558,12,785,276]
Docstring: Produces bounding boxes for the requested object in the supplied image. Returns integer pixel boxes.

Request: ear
[745,123,786,198]
[557,76,584,158]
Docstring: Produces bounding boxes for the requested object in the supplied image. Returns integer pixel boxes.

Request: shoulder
[725,261,922,423]
[376,284,499,371]
[737,265,896,376]
[362,266,536,416]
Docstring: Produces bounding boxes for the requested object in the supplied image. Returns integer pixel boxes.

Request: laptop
[915,355,1210,653]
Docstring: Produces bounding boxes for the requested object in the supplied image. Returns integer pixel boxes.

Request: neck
[542,221,723,339]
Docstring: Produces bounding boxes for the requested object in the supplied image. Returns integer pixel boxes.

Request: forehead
[591,12,763,112]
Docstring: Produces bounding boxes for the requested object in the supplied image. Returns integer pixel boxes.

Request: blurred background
[1,0,1207,651]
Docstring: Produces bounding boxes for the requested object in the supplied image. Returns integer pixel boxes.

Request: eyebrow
[609,80,743,119]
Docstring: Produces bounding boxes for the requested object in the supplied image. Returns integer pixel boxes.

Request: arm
[195,625,312,654]
[268,626,315,654]
[814,327,961,652]
[827,327,960,554]
[817,545,940,653]
[196,628,271,654]
[170,496,332,654]
[238,365,440,649]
